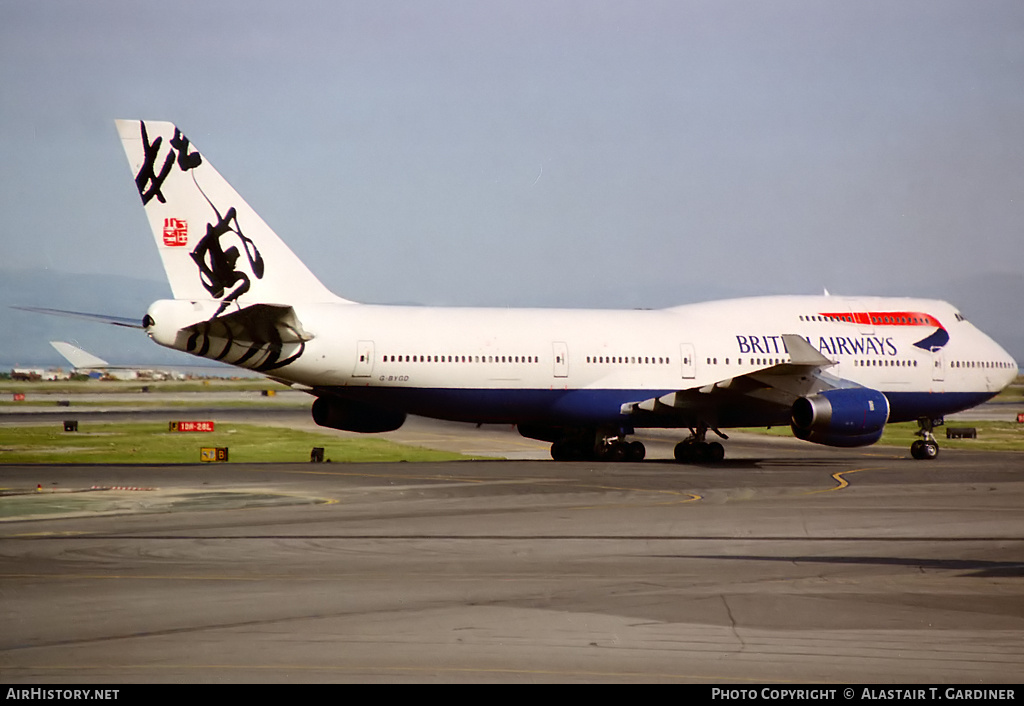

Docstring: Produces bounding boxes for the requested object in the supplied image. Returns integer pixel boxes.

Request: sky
[1,1,1023,361]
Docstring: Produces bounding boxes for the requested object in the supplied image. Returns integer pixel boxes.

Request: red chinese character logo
[163,218,188,246]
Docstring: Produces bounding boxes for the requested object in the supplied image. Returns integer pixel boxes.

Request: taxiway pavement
[2,434,1023,683]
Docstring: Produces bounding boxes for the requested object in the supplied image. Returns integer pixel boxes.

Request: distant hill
[1,268,180,367]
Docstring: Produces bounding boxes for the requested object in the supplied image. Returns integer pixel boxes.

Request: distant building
[10,367,68,381]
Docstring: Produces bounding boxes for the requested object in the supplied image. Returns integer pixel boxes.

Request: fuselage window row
[367,355,1017,371]
[799,314,934,325]
[853,359,919,367]
[382,355,540,364]
[584,356,671,365]
[952,360,1013,369]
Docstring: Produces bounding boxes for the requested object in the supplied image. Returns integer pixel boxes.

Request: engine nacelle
[312,396,406,433]
[791,388,890,448]
[517,424,564,443]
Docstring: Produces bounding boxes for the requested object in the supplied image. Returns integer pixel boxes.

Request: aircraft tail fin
[51,341,109,369]
[116,120,352,309]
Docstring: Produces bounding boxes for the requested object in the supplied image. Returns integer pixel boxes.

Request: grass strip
[0,422,486,464]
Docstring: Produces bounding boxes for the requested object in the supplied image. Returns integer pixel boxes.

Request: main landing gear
[546,423,731,463]
[673,422,728,464]
[549,430,645,462]
[911,417,942,460]
[543,423,730,464]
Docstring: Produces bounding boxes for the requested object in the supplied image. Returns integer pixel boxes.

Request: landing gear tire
[674,439,725,464]
[673,422,727,464]
[911,439,939,460]
[628,441,646,462]
[706,441,725,463]
[551,438,646,462]
[606,443,627,462]
[674,438,697,463]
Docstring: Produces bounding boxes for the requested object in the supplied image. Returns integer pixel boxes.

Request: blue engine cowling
[791,388,890,447]
[312,396,406,433]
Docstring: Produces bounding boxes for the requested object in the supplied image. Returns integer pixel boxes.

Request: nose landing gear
[910,417,942,460]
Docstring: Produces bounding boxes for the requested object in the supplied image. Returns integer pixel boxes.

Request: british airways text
[736,335,898,357]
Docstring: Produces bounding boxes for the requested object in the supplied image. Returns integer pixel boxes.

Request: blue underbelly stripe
[318,386,998,427]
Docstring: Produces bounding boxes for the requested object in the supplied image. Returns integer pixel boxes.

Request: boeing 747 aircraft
[114,120,1017,462]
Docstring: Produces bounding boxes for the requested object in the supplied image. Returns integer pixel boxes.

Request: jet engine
[791,388,890,448]
[312,396,406,433]
[517,424,565,443]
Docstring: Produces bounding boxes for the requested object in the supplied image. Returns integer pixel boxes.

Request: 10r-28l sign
[169,421,214,432]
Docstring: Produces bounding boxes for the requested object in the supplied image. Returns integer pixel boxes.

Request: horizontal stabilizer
[50,341,109,368]
[13,306,143,329]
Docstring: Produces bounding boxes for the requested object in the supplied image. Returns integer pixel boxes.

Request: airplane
[49,340,183,380]
[109,119,1016,462]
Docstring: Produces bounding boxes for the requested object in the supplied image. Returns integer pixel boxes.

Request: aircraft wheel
[706,441,725,463]
[674,439,696,463]
[606,442,627,462]
[692,441,716,464]
[910,440,939,460]
[628,441,646,462]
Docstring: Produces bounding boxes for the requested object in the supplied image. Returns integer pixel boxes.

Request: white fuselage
[149,293,1017,429]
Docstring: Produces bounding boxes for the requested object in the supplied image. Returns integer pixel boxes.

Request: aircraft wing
[622,334,842,426]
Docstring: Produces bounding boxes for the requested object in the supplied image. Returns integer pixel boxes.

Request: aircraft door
[552,342,569,378]
[845,298,874,335]
[353,340,375,377]
[931,348,944,383]
[680,343,696,379]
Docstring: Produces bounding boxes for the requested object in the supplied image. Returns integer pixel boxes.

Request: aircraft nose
[996,345,1018,389]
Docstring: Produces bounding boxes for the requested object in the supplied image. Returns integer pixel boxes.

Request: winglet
[782,334,833,367]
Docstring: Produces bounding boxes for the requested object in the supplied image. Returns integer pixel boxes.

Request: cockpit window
[954,312,967,322]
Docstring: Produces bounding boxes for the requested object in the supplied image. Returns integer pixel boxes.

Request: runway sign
[169,421,215,432]
[200,447,229,462]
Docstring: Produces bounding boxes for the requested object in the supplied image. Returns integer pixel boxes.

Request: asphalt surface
[3,392,1024,683]
[2,406,1024,683]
